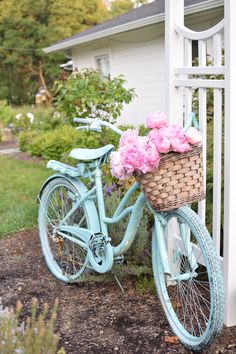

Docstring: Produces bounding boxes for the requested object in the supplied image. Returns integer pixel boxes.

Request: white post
[165,0,184,124]
[165,0,184,280]
[223,0,236,326]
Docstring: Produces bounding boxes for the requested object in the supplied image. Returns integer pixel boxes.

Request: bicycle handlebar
[73,117,123,135]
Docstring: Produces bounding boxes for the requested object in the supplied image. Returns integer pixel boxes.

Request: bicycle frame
[52,162,183,276]
[57,165,147,256]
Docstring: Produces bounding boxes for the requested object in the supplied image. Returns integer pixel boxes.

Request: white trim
[223,0,236,327]
[174,79,225,88]
[198,40,207,224]
[175,19,224,40]
[44,0,224,53]
[175,66,225,75]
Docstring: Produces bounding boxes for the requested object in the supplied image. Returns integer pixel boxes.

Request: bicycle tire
[38,177,99,282]
[152,206,224,351]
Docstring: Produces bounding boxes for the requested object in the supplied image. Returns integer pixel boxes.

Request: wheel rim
[154,212,215,345]
[40,182,89,280]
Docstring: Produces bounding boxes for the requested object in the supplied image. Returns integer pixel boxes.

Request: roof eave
[44,0,223,54]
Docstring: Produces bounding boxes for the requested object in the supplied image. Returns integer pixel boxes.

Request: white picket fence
[165,0,236,326]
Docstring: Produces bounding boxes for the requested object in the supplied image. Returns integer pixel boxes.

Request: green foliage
[20,122,147,163]
[0,298,65,354]
[0,0,147,104]
[110,0,148,17]
[48,0,109,40]
[0,0,111,104]
[0,100,15,126]
[53,69,136,122]
[105,190,152,269]
[18,130,39,152]
[135,275,156,295]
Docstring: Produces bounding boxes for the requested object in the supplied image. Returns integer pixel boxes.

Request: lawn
[0,156,52,238]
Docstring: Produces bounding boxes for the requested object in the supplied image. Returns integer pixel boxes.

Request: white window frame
[95,53,110,77]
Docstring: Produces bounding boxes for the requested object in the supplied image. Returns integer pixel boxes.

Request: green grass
[0,156,52,238]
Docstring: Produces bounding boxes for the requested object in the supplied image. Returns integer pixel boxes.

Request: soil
[0,230,236,354]
[1,142,236,354]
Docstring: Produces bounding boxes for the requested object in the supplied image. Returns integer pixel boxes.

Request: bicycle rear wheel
[38,177,99,282]
[152,206,224,351]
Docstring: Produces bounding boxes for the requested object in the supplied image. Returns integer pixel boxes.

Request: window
[95,54,110,76]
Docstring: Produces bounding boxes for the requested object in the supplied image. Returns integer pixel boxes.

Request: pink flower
[171,138,191,153]
[119,143,144,174]
[186,127,202,145]
[148,129,171,153]
[110,151,127,179]
[138,137,160,172]
[149,124,191,153]
[146,111,167,129]
[119,129,139,148]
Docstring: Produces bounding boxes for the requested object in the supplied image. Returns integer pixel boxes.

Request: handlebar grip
[73,117,95,124]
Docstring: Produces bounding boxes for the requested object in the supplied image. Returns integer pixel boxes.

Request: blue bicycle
[38,117,224,351]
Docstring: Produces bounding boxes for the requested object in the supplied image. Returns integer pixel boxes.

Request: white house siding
[71,7,223,126]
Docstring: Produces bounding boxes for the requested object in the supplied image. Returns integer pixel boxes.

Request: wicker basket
[135,144,205,211]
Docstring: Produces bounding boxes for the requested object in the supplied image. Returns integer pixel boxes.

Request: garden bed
[0,229,236,354]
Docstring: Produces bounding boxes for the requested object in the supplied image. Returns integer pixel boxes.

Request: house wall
[72,7,223,126]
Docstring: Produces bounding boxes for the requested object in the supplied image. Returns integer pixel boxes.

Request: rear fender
[37,173,100,232]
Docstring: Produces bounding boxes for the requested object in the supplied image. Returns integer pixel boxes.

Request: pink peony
[171,138,191,153]
[138,137,160,172]
[148,129,171,153]
[186,127,202,145]
[146,111,167,129]
[110,151,127,179]
[119,143,144,174]
[119,129,139,147]
[149,124,191,153]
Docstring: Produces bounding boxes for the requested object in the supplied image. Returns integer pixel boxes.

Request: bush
[0,298,65,354]
[19,123,148,162]
[18,131,39,152]
[53,69,136,122]
[12,106,65,135]
[0,100,15,127]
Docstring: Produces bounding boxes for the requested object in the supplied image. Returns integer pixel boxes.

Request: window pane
[95,55,110,76]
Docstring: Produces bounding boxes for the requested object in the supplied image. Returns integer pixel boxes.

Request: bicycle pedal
[114,255,124,265]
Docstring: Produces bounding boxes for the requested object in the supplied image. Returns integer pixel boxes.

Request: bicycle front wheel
[152,206,224,351]
[38,177,99,282]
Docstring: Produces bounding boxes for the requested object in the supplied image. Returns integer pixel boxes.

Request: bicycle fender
[37,173,100,231]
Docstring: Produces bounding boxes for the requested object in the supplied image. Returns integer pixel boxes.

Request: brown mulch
[0,230,236,354]
[1,141,236,353]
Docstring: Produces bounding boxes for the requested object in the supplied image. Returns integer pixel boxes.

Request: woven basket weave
[135,144,205,211]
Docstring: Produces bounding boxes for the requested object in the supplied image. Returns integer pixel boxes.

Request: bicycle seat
[69,144,114,161]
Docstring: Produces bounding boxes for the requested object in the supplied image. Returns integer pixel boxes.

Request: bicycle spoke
[40,182,89,279]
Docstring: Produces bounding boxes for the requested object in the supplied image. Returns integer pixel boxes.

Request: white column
[223,0,236,326]
[165,0,184,281]
[165,0,184,125]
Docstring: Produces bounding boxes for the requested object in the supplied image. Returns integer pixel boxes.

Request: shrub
[53,69,136,122]
[20,123,148,162]
[12,106,65,134]
[18,131,39,152]
[0,100,15,127]
[0,298,65,354]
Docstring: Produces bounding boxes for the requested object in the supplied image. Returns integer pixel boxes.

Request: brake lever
[76,125,89,131]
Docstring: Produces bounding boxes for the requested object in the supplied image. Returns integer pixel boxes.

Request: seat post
[94,166,108,236]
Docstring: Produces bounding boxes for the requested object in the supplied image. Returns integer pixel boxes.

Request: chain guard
[88,233,113,273]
